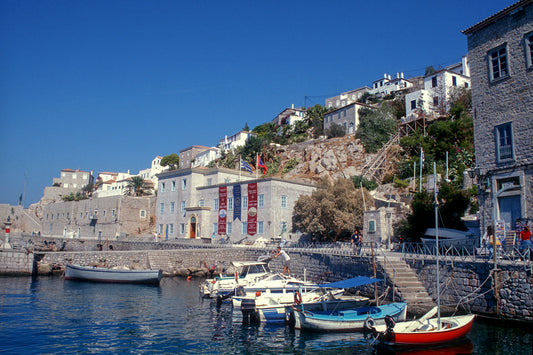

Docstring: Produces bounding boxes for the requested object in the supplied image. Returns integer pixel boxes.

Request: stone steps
[147,251,174,273]
[379,253,435,311]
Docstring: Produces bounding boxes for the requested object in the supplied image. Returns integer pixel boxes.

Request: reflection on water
[0,276,531,354]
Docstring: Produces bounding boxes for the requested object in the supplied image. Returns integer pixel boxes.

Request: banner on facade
[233,185,241,221]
[247,183,257,236]
[218,186,227,235]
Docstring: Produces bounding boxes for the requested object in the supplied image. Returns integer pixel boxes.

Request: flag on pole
[240,159,253,174]
[257,154,268,175]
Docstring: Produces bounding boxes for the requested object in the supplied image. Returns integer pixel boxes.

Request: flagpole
[256,154,259,179]
[419,148,423,192]
[239,155,242,181]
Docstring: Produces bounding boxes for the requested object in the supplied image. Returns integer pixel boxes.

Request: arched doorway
[189,216,197,239]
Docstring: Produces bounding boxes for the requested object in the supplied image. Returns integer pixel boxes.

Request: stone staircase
[378,252,435,315]
[147,251,174,274]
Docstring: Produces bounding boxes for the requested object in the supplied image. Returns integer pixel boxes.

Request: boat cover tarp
[317,276,381,289]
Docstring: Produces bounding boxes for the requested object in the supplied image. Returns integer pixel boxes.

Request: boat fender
[235,271,238,282]
[364,317,375,329]
[294,291,302,305]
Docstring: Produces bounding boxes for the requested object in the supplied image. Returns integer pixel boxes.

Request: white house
[138,156,168,190]
[192,147,220,168]
[218,131,255,152]
[405,57,471,119]
[368,72,413,97]
[271,105,306,126]
[325,87,370,109]
[94,171,132,198]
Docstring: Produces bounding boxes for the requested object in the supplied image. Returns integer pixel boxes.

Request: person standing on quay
[273,246,291,276]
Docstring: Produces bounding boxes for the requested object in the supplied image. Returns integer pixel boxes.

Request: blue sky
[0,0,510,207]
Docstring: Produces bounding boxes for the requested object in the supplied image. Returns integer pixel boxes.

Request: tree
[81,181,95,197]
[306,104,330,138]
[243,122,250,131]
[395,181,469,242]
[292,178,373,241]
[161,153,180,170]
[241,135,264,161]
[124,176,153,196]
[325,123,346,138]
[425,66,436,75]
[356,105,397,153]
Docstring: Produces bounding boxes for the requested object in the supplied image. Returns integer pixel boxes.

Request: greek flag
[240,159,253,174]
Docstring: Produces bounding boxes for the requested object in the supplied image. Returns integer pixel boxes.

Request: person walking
[273,246,291,276]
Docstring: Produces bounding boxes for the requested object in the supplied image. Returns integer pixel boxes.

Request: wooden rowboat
[65,264,162,285]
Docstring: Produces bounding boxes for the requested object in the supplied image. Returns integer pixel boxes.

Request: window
[199,199,205,207]
[170,202,175,213]
[214,199,219,210]
[452,76,457,86]
[180,224,185,234]
[228,197,233,211]
[159,224,164,234]
[465,82,469,88]
[489,46,508,80]
[160,203,164,214]
[496,122,514,161]
[112,209,116,217]
[213,223,218,233]
[161,183,165,193]
[102,210,105,217]
[410,100,416,110]
[207,178,212,186]
[140,210,146,218]
[242,196,248,209]
[526,32,533,69]
[227,222,232,235]
[281,195,287,209]
[431,76,437,88]
[242,222,247,234]
[258,194,264,208]
[181,201,186,212]
[368,220,376,232]
[171,181,176,191]
[169,224,174,235]
[433,97,439,106]
[258,221,264,235]
[182,179,187,190]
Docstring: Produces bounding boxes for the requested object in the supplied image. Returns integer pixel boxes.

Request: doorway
[189,216,197,239]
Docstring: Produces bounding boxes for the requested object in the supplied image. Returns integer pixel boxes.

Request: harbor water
[0,276,531,354]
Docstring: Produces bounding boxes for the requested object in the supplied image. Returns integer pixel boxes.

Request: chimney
[401,72,404,78]
[292,104,294,109]
[397,72,400,79]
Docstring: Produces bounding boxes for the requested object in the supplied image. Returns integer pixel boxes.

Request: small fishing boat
[293,302,407,332]
[371,309,475,347]
[65,264,162,285]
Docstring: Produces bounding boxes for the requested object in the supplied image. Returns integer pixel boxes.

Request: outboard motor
[240,298,260,325]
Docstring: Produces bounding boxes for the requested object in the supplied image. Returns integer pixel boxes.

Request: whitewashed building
[94,171,132,198]
[138,155,168,191]
[325,87,370,109]
[192,147,220,168]
[218,131,255,152]
[369,73,413,97]
[404,57,471,119]
[271,105,306,126]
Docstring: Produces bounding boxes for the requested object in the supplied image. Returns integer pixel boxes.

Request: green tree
[425,66,436,75]
[396,181,469,242]
[356,105,397,153]
[161,153,180,170]
[243,122,250,131]
[306,104,330,138]
[124,176,153,196]
[292,178,373,241]
[325,123,346,138]
[241,135,264,162]
[351,175,378,191]
[81,181,95,197]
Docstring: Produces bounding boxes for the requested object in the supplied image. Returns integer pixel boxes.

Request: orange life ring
[294,291,302,305]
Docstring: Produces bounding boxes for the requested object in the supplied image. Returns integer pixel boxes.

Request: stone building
[323,101,376,135]
[325,87,370,110]
[156,167,315,241]
[52,168,94,189]
[42,195,156,239]
[463,0,533,233]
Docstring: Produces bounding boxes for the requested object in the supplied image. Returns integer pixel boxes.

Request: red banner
[218,186,227,235]
[247,183,257,236]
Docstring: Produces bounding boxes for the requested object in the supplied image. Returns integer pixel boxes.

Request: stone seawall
[0,251,34,275]
[408,259,532,322]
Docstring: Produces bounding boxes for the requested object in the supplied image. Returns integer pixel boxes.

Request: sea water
[0,276,531,354]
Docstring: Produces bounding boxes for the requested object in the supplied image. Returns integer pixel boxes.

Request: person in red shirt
[519,226,532,261]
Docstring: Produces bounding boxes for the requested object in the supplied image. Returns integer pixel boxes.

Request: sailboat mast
[434,162,441,329]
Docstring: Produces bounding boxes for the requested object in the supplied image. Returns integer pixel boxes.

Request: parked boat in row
[64,263,162,285]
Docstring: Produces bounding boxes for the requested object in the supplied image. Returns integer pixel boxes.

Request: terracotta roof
[462,0,532,35]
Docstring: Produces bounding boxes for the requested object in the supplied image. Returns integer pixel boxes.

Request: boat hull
[375,314,475,346]
[294,302,407,332]
[65,264,162,285]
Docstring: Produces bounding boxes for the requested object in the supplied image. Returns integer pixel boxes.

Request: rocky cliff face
[272,134,375,185]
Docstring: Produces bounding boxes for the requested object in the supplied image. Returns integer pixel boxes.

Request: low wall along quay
[1,236,531,323]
